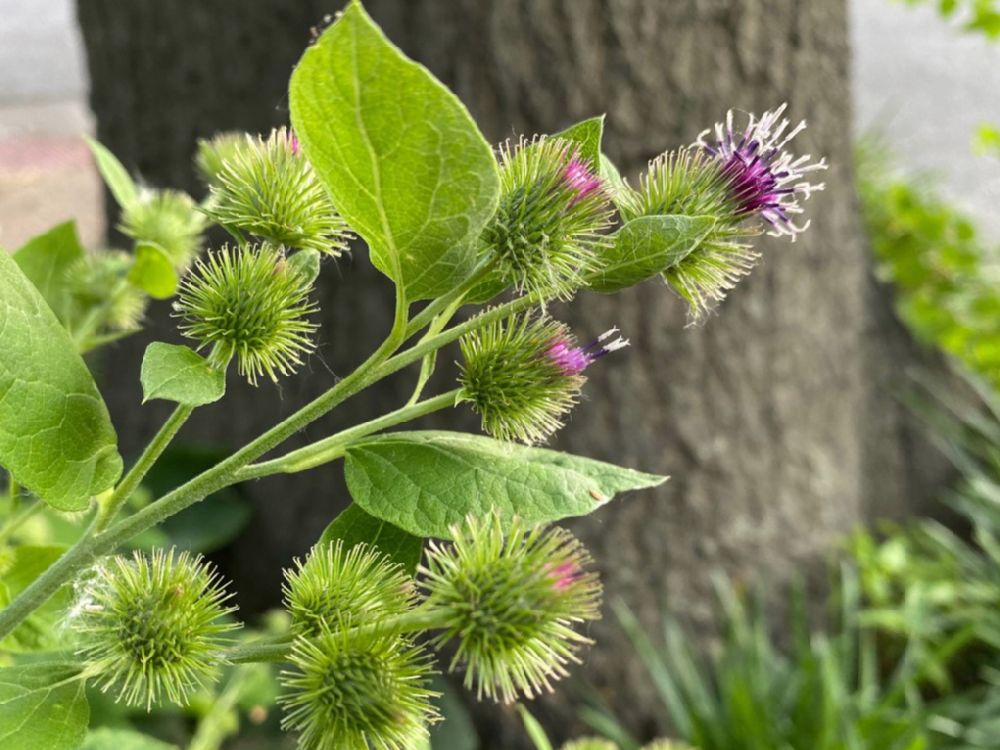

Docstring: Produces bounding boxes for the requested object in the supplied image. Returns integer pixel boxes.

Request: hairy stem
[93,403,194,532]
[0,287,409,640]
[0,285,538,638]
[226,608,450,664]
[237,388,461,479]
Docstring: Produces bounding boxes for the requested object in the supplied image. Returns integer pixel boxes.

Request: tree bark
[77,1,951,745]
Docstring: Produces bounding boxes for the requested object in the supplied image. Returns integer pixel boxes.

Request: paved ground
[851,0,1000,238]
[0,0,998,251]
[0,0,100,250]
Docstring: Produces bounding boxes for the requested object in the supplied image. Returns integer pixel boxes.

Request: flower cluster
[458,312,628,444]
[275,515,601,748]
[480,137,612,301]
[72,548,238,709]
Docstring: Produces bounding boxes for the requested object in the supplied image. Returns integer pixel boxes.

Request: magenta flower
[699,104,827,240]
[546,561,580,591]
[545,327,629,377]
[288,130,300,155]
[563,154,603,203]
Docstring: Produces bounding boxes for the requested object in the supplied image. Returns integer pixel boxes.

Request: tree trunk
[77,1,951,745]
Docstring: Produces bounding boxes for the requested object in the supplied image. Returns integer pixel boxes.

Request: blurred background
[3,0,1000,748]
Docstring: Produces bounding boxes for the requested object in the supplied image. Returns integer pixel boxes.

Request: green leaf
[140,342,225,406]
[0,250,122,511]
[81,728,178,750]
[12,221,85,322]
[290,2,500,301]
[0,546,70,653]
[84,136,139,210]
[589,214,717,293]
[600,153,632,206]
[429,676,479,750]
[319,503,423,574]
[287,248,321,286]
[344,430,667,539]
[127,243,178,300]
[0,663,89,750]
[518,706,554,750]
[553,116,604,168]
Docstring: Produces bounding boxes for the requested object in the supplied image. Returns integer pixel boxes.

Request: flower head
[620,104,825,322]
[201,127,351,257]
[481,137,612,301]
[420,512,602,704]
[195,131,248,188]
[699,103,827,239]
[120,188,207,271]
[279,623,439,750]
[72,548,238,710]
[458,312,628,444]
[174,243,318,384]
[66,250,148,331]
[283,541,416,638]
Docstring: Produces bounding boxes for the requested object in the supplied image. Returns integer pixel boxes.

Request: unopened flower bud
[481,137,612,301]
[66,251,148,331]
[119,188,206,272]
[458,312,627,445]
[279,623,439,750]
[420,512,602,704]
[173,243,318,385]
[202,127,351,257]
[283,541,416,638]
[73,548,238,710]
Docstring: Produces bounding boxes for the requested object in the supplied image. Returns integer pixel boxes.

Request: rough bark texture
[78,1,951,745]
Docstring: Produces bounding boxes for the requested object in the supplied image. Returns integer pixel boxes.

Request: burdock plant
[0,1,826,748]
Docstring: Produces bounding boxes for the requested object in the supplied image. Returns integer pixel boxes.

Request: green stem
[403,257,496,339]
[226,609,449,664]
[0,286,410,641]
[0,501,43,543]
[188,664,258,750]
[93,404,194,532]
[237,388,461,479]
[0,285,536,638]
[72,277,130,352]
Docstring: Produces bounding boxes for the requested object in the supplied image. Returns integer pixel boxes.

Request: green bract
[458,312,584,444]
[283,541,416,638]
[477,137,612,301]
[120,189,206,272]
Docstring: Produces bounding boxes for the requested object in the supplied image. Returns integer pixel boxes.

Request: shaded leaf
[0,663,89,750]
[589,214,717,293]
[319,503,423,573]
[0,250,122,511]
